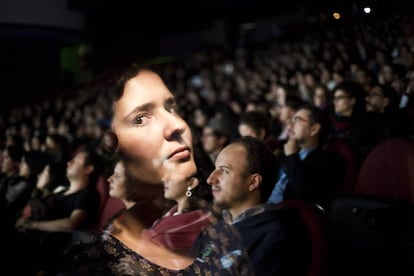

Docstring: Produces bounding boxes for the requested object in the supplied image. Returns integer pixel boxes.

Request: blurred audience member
[201,117,233,163]
[268,104,345,212]
[329,81,381,160]
[0,145,24,217]
[238,110,279,153]
[366,83,411,139]
[12,146,101,275]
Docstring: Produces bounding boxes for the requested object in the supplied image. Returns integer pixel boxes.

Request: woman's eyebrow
[123,102,155,121]
[165,96,176,107]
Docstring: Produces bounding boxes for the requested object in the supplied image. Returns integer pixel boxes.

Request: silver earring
[186,186,192,198]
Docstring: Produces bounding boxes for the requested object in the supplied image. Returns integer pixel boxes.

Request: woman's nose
[164,113,187,141]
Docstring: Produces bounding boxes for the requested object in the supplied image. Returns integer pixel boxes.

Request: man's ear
[248,173,262,191]
[85,165,95,175]
[310,123,321,137]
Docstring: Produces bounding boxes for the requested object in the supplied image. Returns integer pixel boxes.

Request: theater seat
[96,197,125,230]
[323,137,361,195]
[277,199,331,276]
[95,176,109,217]
[94,175,125,230]
[354,136,414,203]
[330,137,414,275]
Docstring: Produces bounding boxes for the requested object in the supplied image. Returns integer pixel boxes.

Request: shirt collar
[299,146,317,160]
[223,203,274,224]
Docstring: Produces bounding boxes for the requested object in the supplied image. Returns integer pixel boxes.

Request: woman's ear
[189,177,199,189]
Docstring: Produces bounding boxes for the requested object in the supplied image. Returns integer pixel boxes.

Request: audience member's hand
[16,217,29,231]
[15,217,37,232]
[36,165,49,190]
[284,138,300,156]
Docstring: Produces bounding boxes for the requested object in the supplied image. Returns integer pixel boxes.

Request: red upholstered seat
[354,136,414,203]
[96,196,125,230]
[323,138,361,195]
[94,175,125,230]
[95,175,109,216]
[277,199,331,276]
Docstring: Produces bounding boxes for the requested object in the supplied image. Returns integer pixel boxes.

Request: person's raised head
[207,136,279,214]
[108,64,196,198]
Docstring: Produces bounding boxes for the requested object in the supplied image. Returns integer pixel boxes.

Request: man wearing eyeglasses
[366,83,410,139]
[268,104,344,212]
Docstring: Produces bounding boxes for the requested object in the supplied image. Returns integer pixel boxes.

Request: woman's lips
[168,147,191,161]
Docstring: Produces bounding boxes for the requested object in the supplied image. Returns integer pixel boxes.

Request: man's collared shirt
[267,147,316,204]
[222,203,275,224]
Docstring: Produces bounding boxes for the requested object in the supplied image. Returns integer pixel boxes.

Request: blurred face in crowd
[19,157,30,178]
[313,87,328,109]
[278,105,295,125]
[201,126,221,155]
[1,149,19,176]
[238,124,259,139]
[288,109,320,145]
[275,86,287,107]
[193,108,208,128]
[66,151,91,181]
[333,89,355,117]
[366,86,389,113]
[107,160,128,200]
[111,70,196,188]
[207,143,251,210]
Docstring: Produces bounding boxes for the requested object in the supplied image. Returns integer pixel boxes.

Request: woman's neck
[175,198,189,215]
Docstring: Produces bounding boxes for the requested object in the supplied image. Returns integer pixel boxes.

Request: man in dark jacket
[207,136,310,276]
[268,104,345,212]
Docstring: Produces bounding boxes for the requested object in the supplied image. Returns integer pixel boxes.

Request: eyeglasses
[290,116,312,125]
[333,95,351,101]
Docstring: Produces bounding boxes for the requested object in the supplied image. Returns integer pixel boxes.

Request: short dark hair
[333,81,366,116]
[284,95,304,111]
[377,84,399,112]
[238,110,271,138]
[298,104,331,144]
[5,145,24,163]
[232,136,279,202]
[75,144,103,185]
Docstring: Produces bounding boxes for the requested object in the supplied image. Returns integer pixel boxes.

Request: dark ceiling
[69,0,304,37]
[68,0,412,39]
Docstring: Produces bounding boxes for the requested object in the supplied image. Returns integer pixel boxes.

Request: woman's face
[111,70,196,187]
[108,161,127,200]
[162,172,192,203]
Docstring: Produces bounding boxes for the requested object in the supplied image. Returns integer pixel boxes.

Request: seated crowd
[0,13,413,275]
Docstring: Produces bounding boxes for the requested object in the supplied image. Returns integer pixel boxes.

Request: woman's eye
[167,105,177,114]
[133,115,145,125]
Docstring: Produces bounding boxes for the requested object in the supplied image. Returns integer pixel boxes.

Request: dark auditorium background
[0,0,411,109]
